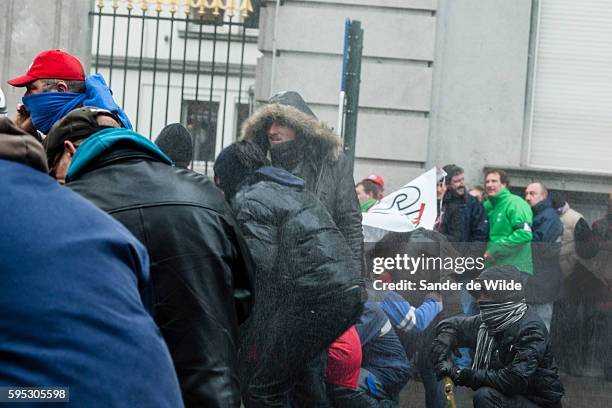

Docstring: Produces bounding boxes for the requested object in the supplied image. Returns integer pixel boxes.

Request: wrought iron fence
[91,0,258,173]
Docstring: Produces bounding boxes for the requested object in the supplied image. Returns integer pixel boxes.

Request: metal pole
[342,20,363,174]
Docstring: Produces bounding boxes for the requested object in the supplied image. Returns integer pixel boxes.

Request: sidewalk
[399,372,612,407]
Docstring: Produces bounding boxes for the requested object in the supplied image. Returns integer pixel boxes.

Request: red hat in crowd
[365,174,384,188]
[7,50,85,87]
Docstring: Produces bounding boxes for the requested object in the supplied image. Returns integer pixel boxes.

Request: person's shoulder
[235,179,298,213]
[543,206,562,223]
[163,166,230,210]
[507,192,531,209]
[465,193,484,209]
[517,307,549,336]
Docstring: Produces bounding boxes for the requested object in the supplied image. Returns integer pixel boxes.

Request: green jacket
[360,198,377,213]
[483,187,533,274]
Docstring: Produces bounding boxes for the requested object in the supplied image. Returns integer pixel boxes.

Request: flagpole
[337,17,350,137]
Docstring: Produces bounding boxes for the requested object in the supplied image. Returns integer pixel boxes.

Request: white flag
[362,167,444,239]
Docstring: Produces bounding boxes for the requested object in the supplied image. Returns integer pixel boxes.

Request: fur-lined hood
[240,103,342,161]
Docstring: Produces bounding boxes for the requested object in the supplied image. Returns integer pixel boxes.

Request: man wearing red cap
[355,174,385,213]
[7,49,131,136]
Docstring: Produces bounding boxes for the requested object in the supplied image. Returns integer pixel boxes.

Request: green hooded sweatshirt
[483,187,533,275]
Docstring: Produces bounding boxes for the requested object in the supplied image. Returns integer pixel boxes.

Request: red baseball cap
[365,174,384,188]
[7,50,85,87]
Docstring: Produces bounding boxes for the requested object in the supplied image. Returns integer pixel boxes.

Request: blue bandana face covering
[21,74,133,134]
[22,92,83,134]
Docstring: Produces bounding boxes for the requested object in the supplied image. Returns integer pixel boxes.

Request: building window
[527,0,612,174]
[235,102,250,139]
[183,100,219,162]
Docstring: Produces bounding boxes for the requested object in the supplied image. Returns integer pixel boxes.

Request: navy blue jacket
[0,158,183,407]
[526,198,563,303]
[356,302,410,397]
[440,192,488,263]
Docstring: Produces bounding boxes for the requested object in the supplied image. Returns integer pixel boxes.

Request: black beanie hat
[469,265,526,302]
[549,191,567,211]
[213,141,270,198]
[155,123,193,168]
[442,164,463,185]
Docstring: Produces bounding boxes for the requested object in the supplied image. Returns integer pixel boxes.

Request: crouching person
[214,141,365,407]
[326,293,415,407]
[430,265,564,408]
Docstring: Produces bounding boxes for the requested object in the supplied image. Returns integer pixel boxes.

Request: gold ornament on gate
[209,0,224,16]
[240,0,253,18]
[95,0,252,17]
[226,0,236,17]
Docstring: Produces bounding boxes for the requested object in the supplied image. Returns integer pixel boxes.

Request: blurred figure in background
[214,140,364,407]
[156,123,193,169]
[469,185,486,202]
[524,182,563,332]
[356,174,385,213]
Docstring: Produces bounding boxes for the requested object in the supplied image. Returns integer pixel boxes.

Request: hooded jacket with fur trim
[240,102,363,267]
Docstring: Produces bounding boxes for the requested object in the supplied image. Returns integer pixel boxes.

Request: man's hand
[14,103,33,130]
[14,103,40,139]
[425,291,442,303]
[454,368,474,387]
[435,360,458,381]
[483,251,494,261]
[429,336,455,366]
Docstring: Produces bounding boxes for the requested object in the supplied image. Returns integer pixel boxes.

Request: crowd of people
[357,161,612,407]
[1,49,611,407]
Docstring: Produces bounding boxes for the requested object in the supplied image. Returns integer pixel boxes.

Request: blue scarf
[22,74,132,134]
[65,128,172,183]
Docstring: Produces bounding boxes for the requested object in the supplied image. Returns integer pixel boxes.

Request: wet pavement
[399,372,612,407]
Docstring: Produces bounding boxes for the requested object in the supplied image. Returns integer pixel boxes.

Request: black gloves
[435,361,475,387]
[429,332,458,366]
[455,368,474,387]
[435,360,458,381]
[429,333,461,367]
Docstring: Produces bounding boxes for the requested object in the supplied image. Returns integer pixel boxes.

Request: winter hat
[442,164,463,185]
[468,265,526,302]
[214,141,270,198]
[155,123,193,168]
[268,91,316,118]
[45,106,121,169]
[549,191,567,211]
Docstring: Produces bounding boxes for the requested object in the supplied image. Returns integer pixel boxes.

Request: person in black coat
[240,91,363,272]
[214,140,365,407]
[430,265,564,408]
[45,107,255,408]
[439,164,489,260]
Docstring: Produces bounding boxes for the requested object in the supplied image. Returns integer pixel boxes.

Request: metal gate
[91,0,258,173]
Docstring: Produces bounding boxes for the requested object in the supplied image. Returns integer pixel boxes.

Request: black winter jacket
[67,143,254,407]
[230,167,365,404]
[437,308,564,407]
[526,198,563,303]
[440,191,489,264]
[241,102,363,269]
